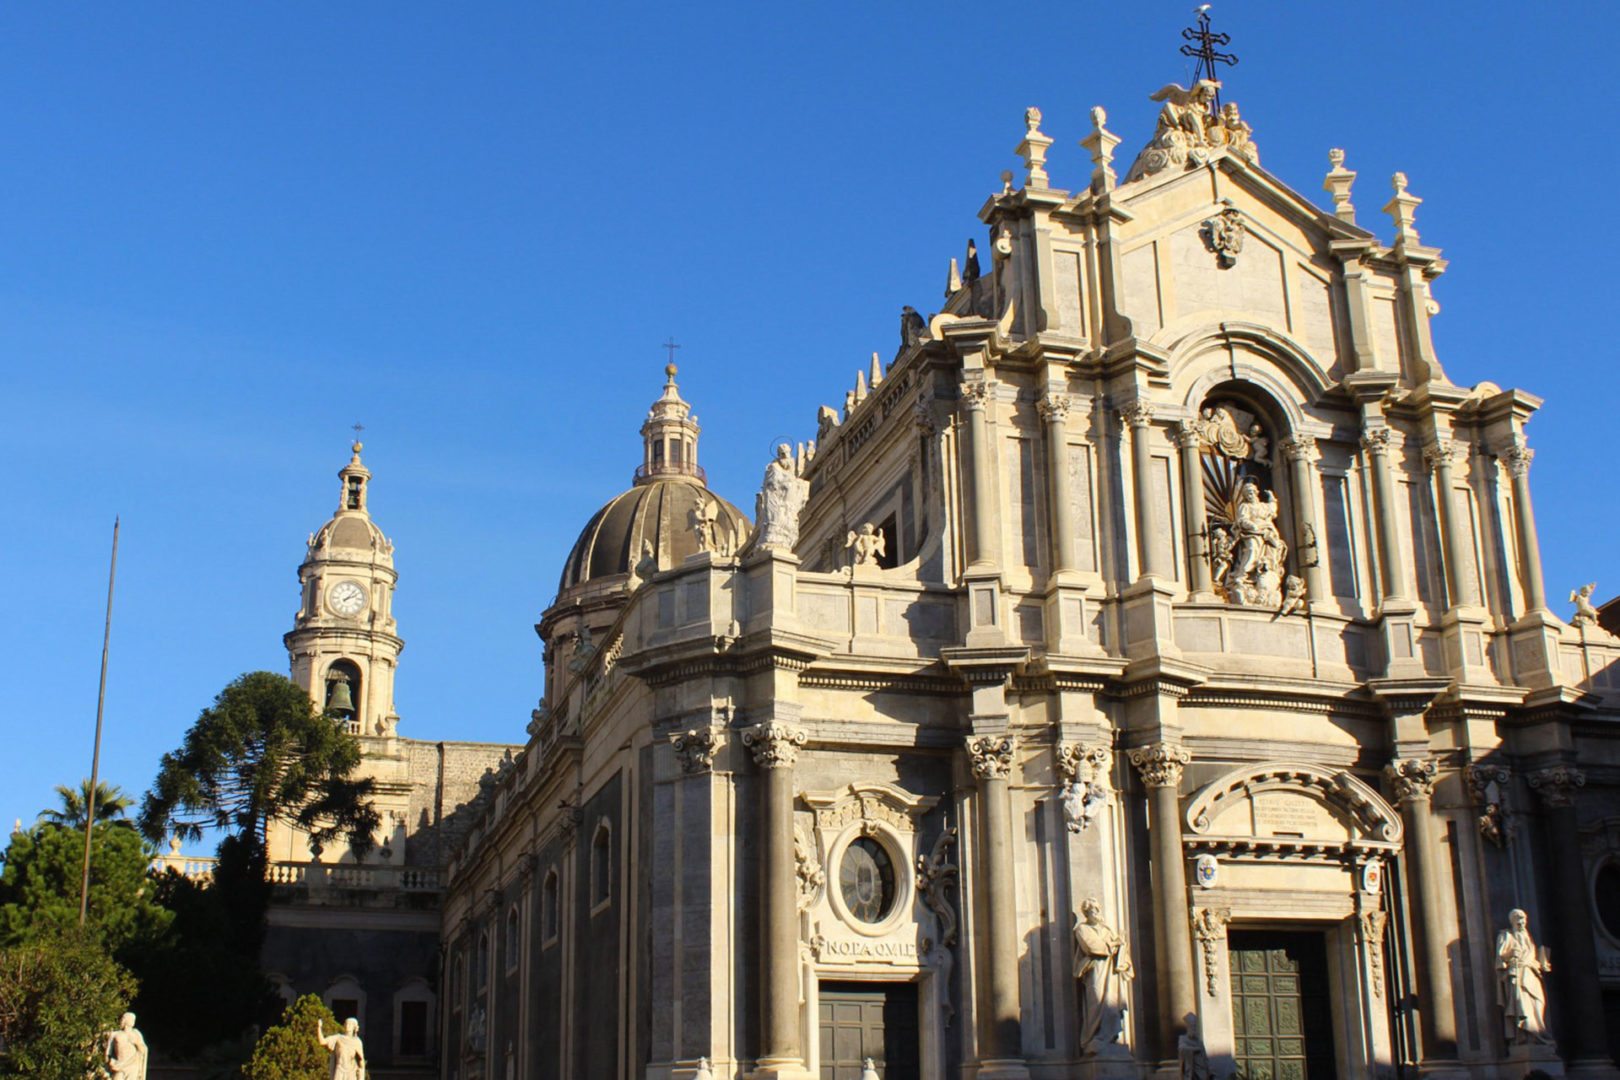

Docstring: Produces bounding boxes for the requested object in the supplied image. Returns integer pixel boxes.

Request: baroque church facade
[281,72,1620,1080]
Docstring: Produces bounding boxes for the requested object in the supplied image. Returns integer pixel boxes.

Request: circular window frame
[825,825,913,938]
[1590,853,1620,949]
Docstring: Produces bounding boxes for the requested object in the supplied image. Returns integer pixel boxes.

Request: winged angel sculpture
[1124,79,1259,183]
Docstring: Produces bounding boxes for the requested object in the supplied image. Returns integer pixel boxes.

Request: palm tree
[37,779,134,829]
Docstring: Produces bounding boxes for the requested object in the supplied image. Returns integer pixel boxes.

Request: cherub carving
[846,522,886,567]
[1571,582,1601,625]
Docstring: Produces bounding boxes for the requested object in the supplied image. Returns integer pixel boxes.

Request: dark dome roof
[558,475,750,594]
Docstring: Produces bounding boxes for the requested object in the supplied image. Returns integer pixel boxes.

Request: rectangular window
[400,1000,429,1057]
[331,998,359,1023]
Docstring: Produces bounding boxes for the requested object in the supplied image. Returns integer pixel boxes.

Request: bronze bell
[325,675,355,717]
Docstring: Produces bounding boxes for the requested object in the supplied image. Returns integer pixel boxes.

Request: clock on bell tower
[283,440,404,739]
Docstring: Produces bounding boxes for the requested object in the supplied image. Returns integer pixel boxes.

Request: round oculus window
[838,837,897,923]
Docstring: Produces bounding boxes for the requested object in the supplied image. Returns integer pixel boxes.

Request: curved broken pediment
[1185,761,1401,850]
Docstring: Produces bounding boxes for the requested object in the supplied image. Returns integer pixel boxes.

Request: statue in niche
[1178,1013,1213,1080]
[752,443,811,551]
[1073,897,1132,1054]
[1198,401,1290,608]
[1497,908,1554,1047]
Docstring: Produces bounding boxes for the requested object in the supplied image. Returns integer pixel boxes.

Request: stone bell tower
[284,440,404,739]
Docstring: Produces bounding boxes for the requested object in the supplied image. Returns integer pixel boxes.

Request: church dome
[555,365,750,595]
[306,442,395,563]
[558,476,749,592]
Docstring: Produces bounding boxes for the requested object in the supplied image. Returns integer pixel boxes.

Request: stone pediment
[801,782,939,836]
[1185,761,1401,853]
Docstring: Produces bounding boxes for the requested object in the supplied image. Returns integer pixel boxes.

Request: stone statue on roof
[1125,79,1260,183]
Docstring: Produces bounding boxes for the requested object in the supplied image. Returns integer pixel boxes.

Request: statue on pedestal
[104,1012,148,1080]
[1178,1013,1212,1080]
[318,1017,368,1080]
[752,444,810,551]
[1073,897,1132,1054]
[1496,908,1554,1047]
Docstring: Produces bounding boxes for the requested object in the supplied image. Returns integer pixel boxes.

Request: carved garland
[1359,909,1388,998]
[1191,907,1231,996]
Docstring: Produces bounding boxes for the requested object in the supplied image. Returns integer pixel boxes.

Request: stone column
[1361,427,1410,604]
[962,377,999,573]
[1128,742,1196,1055]
[1038,393,1079,576]
[1175,422,1213,596]
[1279,434,1328,606]
[1120,401,1168,580]
[1423,439,1478,609]
[1501,440,1547,613]
[966,735,1025,1069]
[1383,757,1458,1059]
[1527,765,1610,1064]
[743,720,808,1074]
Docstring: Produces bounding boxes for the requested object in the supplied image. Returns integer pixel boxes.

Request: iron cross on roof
[1180,6,1239,108]
[662,338,681,365]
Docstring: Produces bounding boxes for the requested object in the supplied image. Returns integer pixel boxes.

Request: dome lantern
[637,364,703,485]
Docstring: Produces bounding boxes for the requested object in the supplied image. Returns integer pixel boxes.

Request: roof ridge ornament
[1124,9,1257,184]
[1015,107,1054,190]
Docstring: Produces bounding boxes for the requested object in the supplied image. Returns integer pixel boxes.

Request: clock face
[327,580,368,618]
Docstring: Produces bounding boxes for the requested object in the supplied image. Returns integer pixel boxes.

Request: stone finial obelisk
[1323,148,1357,224]
[1080,106,1120,194]
[1016,106,1054,190]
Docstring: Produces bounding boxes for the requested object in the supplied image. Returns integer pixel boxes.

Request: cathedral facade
[432,78,1620,1080]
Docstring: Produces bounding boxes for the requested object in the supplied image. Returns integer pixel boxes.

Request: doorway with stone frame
[817,980,920,1080]
[1227,928,1337,1079]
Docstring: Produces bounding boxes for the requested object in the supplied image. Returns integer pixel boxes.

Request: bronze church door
[818,981,919,1080]
[1228,930,1336,1079]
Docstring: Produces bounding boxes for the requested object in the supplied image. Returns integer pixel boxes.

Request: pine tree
[244,994,340,1080]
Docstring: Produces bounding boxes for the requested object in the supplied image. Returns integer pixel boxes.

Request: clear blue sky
[3,2,1616,836]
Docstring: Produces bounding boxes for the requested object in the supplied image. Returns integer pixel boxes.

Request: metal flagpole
[78,515,120,926]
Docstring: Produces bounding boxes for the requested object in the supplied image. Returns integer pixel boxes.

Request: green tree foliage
[122,838,275,1058]
[0,926,138,1078]
[139,671,378,856]
[0,821,172,953]
[37,779,135,830]
[243,994,339,1080]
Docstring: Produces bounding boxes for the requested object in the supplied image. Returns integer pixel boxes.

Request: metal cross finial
[1180,6,1238,108]
[352,422,365,443]
[662,338,681,366]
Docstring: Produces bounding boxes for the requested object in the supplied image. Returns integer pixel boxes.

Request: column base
[964,572,1008,649]
[750,1057,814,1080]
[1438,606,1495,686]
[1043,579,1105,656]
[973,1059,1031,1080]
[1073,1052,1140,1078]
[1119,576,1181,661]
[1375,601,1428,679]
[1502,1042,1563,1076]
[1564,1059,1620,1079]
[1413,1062,1470,1079]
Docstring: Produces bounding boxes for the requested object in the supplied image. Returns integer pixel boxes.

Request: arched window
[393,977,436,1058]
[475,929,490,991]
[590,821,612,912]
[324,659,363,733]
[323,974,366,1029]
[504,905,520,972]
[541,868,560,947]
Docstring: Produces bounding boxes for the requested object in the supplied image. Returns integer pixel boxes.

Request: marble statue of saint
[1497,908,1553,1046]
[318,1017,368,1080]
[104,1012,148,1080]
[753,443,810,551]
[1073,897,1132,1053]
[1226,480,1288,606]
[1178,1013,1212,1080]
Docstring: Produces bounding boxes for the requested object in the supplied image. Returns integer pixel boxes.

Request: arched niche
[1185,761,1402,853]
[1166,322,1334,420]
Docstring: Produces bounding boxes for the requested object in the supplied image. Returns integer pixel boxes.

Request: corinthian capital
[965,735,1016,781]
[1384,757,1438,803]
[959,377,992,410]
[1422,439,1460,474]
[1499,439,1534,479]
[1278,434,1319,464]
[1360,426,1393,457]
[1173,420,1202,450]
[1037,392,1072,424]
[1128,742,1191,789]
[1117,400,1155,429]
[670,727,723,774]
[1527,765,1586,808]
[741,721,807,769]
